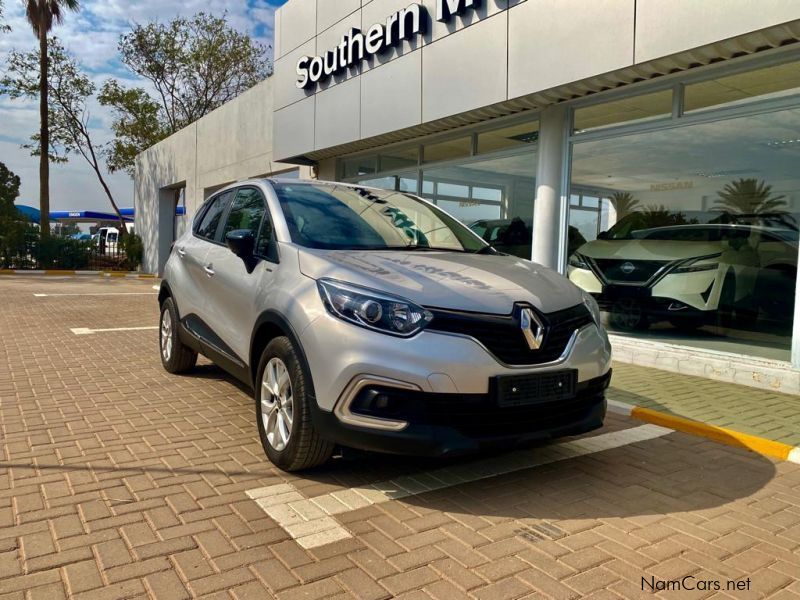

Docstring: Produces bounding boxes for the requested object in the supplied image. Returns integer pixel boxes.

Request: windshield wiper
[472,245,498,255]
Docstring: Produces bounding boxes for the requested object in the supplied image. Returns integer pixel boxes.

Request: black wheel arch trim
[250,311,318,401]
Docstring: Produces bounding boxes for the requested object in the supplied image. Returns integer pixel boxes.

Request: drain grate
[515,521,566,543]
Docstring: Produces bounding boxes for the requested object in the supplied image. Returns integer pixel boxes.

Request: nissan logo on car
[621,262,636,275]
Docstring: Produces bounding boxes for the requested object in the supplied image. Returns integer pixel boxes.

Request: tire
[757,266,796,322]
[609,298,649,331]
[255,336,334,472]
[159,297,197,374]
[717,272,758,331]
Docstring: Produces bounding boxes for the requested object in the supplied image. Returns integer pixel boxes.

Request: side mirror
[597,231,609,240]
[225,229,255,259]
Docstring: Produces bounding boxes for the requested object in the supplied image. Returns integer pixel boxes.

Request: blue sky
[0,0,287,213]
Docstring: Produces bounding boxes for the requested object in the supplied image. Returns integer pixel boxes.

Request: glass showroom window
[340,118,540,260]
[568,105,800,362]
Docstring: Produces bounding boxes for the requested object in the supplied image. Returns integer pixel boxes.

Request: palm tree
[609,191,641,219]
[25,0,80,238]
[713,178,787,216]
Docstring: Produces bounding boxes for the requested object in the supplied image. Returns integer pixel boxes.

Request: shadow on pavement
[169,364,778,520]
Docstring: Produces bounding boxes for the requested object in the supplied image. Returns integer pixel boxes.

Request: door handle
[204,264,215,277]
[177,247,186,258]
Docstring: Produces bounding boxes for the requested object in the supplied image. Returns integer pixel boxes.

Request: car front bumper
[299,311,613,455]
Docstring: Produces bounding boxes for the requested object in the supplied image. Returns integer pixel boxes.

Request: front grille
[352,372,610,439]
[427,303,593,365]
[593,259,668,283]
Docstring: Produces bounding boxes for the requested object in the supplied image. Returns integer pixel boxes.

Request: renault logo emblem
[621,262,636,275]
[520,307,545,350]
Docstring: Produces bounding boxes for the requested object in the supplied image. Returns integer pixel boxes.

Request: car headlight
[569,253,589,269]
[673,253,722,274]
[317,279,433,337]
[582,290,603,328]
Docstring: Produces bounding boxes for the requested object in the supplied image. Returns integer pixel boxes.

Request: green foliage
[0,0,10,33]
[24,0,79,36]
[714,178,787,215]
[0,162,29,268]
[34,236,91,269]
[100,12,272,176]
[1,38,92,163]
[121,232,144,270]
[1,38,128,227]
[0,162,22,218]
[98,81,167,175]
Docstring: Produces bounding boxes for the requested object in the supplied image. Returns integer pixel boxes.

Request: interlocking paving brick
[0,276,799,599]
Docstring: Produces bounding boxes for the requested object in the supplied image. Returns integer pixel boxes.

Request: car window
[196,191,233,241]
[223,188,266,240]
[256,212,276,260]
[273,182,487,252]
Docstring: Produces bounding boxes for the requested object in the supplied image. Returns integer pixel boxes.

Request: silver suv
[159,180,612,471]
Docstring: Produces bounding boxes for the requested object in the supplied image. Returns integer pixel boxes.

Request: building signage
[296,0,481,89]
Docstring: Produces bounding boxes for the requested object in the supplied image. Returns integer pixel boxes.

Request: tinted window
[196,191,233,241]
[273,182,487,252]
[223,188,266,239]
[256,215,275,259]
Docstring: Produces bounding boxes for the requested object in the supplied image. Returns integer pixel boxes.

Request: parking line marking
[35,292,158,297]
[71,326,158,335]
[246,423,671,549]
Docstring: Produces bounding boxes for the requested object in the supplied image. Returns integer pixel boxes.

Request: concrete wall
[272,0,800,160]
[134,78,309,274]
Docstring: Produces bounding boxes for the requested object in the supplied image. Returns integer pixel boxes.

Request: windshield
[605,210,799,241]
[273,182,489,252]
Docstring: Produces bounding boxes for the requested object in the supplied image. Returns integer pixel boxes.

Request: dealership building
[135,0,800,391]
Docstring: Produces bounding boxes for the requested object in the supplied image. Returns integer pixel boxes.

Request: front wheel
[609,298,649,331]
[256,337,333,472]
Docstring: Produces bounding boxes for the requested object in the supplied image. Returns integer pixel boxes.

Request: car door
[174,190,235,330]
[202,186,278,366]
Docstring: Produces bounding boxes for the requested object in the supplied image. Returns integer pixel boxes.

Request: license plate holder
[493,370,578,408]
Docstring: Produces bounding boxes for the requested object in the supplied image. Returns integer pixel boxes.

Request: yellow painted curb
[630,406,795,462]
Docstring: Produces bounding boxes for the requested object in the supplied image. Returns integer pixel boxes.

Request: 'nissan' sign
[296,0,482,89]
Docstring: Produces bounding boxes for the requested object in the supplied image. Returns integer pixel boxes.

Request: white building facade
[135,0,800,390]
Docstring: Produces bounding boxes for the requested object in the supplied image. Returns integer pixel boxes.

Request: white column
[792,240,800,368]
[532,103,569,270]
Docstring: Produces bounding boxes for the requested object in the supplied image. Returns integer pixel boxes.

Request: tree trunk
[38,26,50,239]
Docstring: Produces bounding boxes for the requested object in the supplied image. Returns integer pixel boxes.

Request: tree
[714,178,787,215]
[2,39,128,232]
[609,191,641,219]
[99,12,272,176]
[0,0,11,33]
[24,0,80,239]
[0,162,31,268]
[0,162,22,218]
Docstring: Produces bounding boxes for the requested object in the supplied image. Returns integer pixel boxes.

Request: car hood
[576,239,725,261]
[297,248,584,315]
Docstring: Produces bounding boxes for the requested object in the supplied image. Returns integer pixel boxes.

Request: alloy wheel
[261,357,294,451]
[160,309,173,362]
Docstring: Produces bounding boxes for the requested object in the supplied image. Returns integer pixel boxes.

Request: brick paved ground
[0,276,799,599]
[610,364,800,447]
